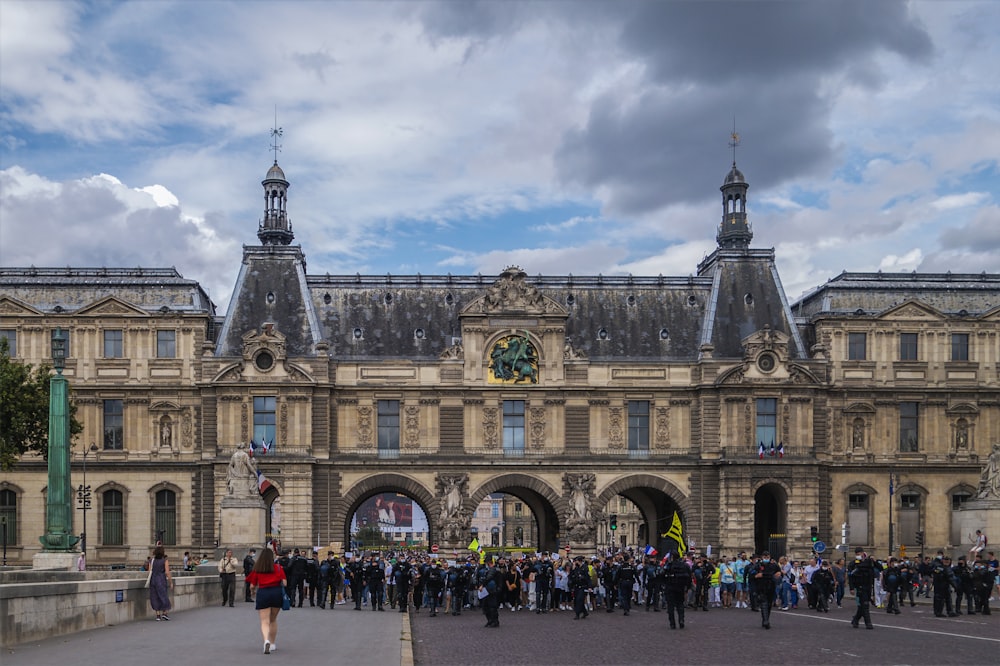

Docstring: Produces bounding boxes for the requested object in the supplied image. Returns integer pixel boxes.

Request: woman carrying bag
[246,548,287,654]
[148,545,174,621]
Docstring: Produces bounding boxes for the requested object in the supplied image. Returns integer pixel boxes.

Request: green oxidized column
[39,370,79,551]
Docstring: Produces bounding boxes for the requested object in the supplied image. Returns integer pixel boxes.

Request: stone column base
[220,496,267,548]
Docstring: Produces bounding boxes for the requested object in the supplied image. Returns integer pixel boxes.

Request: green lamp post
[39,328,79,552]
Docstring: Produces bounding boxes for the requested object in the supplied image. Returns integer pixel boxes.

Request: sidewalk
[4,600,412,666]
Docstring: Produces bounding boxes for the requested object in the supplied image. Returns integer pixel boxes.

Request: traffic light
[915,531,924,546]
[900,545,907,559]
[610,514,618,530]
[810,526,818,542]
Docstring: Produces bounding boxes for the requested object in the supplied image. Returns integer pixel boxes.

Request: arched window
[102,489,124,546]
[155,489,177,545]
[0,488,17,546]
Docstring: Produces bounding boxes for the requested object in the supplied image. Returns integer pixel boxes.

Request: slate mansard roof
[0,267,216,315]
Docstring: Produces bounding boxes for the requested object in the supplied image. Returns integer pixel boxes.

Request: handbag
[144,567,153,589]
[281,588,291,611]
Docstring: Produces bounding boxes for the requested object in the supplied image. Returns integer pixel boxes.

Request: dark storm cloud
[622,1,932,84]
[555,0,933,214]
[557,77,832,215]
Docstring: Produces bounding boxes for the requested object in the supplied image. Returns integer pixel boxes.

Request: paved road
[5,601,411,666]
[411,602,998,665]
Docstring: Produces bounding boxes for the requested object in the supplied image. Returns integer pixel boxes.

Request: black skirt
[255,585,284,610]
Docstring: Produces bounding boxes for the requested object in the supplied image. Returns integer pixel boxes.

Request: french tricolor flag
[256,469,272,494]
[644,545,658,557]
[758,442,765,459]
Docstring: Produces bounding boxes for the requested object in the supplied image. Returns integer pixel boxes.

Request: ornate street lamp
[39,328,79,554]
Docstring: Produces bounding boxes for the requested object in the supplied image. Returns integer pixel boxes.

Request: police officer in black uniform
[243,548,256,602]
[478,555,502,627]
[953,556,975,615]
[664,552,692,629]
[931,554,957,617]
[347,554,365,610]
[534,553,554,613]
[570,556,591,619]
[848,547,875,629]
[602,557,618,612]
[395,558,412,612]
[287,548,306,607]
[618,555,637,616]
[972,560,992,615]
[751,550,781,629]
[304,550,319,607]
[365,554,386,611]
[812,559,835,613]
[426,560,445,616]
[881,557,902,614]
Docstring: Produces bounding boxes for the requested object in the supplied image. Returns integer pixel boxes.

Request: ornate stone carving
[563,472,597,542]
[279,403,288,443]
[357,405,374,448]
[976,443,1000,499]
[563,338,587,360]
[483,407,499,449]
[608,407,624,449]
[852,417,866,450]
[439,342,464,359]
[241,402,249,441]
[436,473,471,541]
[488,333,539,384]
[404,405,420,448]
[474,266,559,314]
[654,405,670,448]
[182,407,193,448]
[159,416,173,449]
[529,406,546,449]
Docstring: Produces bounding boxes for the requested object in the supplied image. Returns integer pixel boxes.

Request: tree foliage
[0,338,84,470]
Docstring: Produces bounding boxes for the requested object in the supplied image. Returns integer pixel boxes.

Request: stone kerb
[0,572,221,648]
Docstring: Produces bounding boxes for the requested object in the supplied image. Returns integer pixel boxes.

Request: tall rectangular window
[899,333,918,360]
[899,402,919,452]
[0,329,17,356]
[253,396,277,447]
[102,489,124,546]
[103,400,124,450]
[0,489,17,546]
[951,333,969,361]
[627,401,650,451]
[104,330,123,358]
[899,493,920,544]
[377,400,400,452]
[848,333,867,360]
[503,400,525,452]
[156,330,176,358]
[756,398,778,448]
[848,493,869,545]
[491,503,500,519]
[154,489,177,546]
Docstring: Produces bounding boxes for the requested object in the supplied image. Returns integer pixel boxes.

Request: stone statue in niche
[160,419,172,448]
[955,421,969,449]
[852,418,865,450]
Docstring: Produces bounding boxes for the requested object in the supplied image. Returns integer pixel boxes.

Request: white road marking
[786,611,1000,643]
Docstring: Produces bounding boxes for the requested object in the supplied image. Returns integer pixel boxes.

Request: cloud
[930,192,991,211]
[0,166,240,306]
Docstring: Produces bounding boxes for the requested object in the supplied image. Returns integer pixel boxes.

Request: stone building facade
[2,158,997,565]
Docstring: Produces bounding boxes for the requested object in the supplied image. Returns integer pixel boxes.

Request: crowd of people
[229,542,998,644]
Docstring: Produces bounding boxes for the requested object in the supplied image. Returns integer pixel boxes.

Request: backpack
[788,571,796,585]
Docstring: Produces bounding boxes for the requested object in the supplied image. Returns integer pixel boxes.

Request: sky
[1,0,998,311]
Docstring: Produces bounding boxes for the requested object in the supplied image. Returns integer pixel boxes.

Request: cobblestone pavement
[5,601,409,666]
[410,602,999,665]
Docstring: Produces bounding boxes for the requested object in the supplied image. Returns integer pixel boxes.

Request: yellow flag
[663,511,686,557]
[468,537,479,551]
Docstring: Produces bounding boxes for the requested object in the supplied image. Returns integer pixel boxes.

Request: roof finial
[270,106,283,165]
[728,118,740,167]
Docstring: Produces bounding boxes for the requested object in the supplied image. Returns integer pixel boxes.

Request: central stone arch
[467,473,566,552]
[335,473,436,547]
[595,473,690,555]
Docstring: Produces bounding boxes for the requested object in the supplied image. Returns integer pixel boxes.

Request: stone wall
[0,571,221,648]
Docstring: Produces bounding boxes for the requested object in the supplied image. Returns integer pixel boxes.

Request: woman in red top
[246,547,287,654]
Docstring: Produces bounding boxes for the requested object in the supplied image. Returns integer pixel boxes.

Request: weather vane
[270,106,283,164]
[728,118,740,167]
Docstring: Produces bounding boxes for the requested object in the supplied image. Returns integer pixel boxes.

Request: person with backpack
[425,560,445,616]
[664,551,692,629]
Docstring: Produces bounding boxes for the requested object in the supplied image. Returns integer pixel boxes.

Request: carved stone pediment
[242,323,287,364]
[462,266,566,315]
[742,325,790,362]
[77,296,147,317]
[0,297,43,316]
[876,300,944,321]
